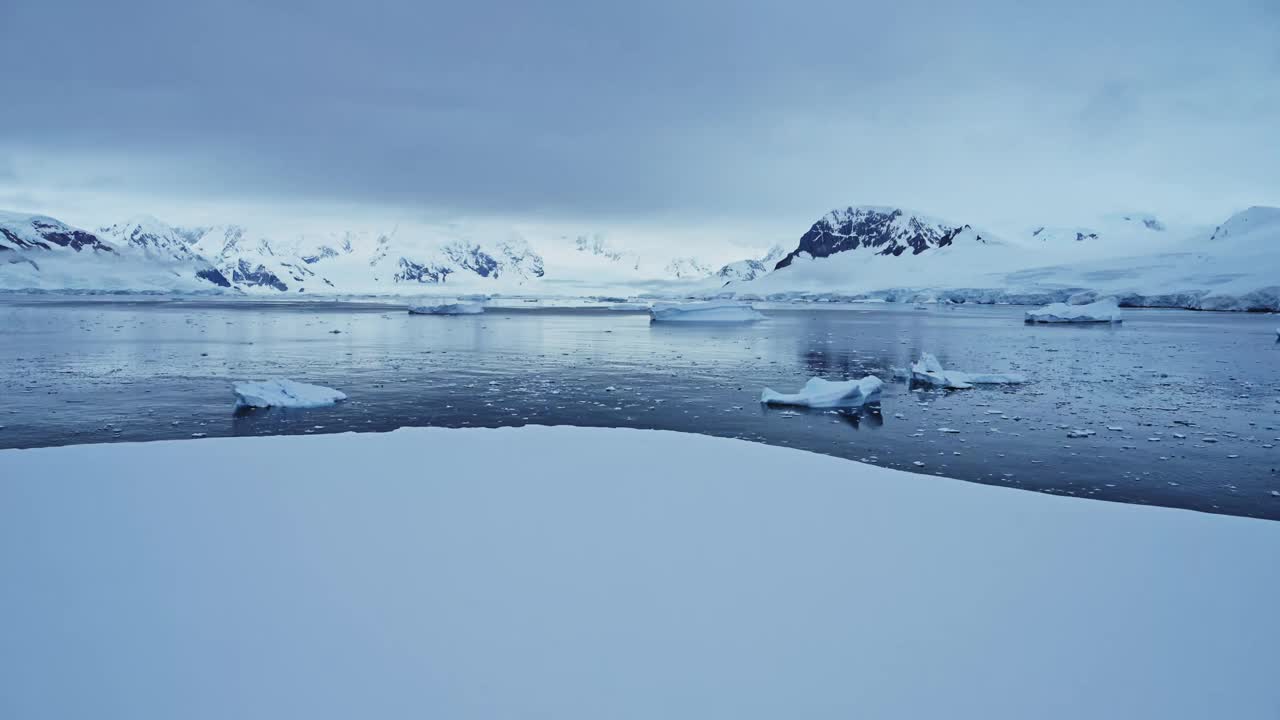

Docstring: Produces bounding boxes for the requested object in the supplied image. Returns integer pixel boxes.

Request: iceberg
[408,300,485,315]
[649,301,764,323]
[910,352,1026,390]
[1025,298,1123,324]
[761,376,884,408]
[233,378,348,409]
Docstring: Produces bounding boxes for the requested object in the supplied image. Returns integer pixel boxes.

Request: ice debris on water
[907,352,1027,390]
[233,379,348,409]
[1025,298,1123,324]
[761,376,883,408]
[408,300,485,315]
[650,301,764,323]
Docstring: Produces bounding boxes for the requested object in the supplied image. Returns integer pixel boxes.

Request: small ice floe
[1025,298,1123,324]
[908,352,1027,390]
[1067,429,1097,439]
[233,379,348,409]
[649,301,764,323]
[760,376,883,409]
[408,300,485,315]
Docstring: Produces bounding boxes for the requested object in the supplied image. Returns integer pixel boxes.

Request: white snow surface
[1026,298,1124,323]
[0,425,1277,719]
[910,352,1027,389]
[649,300,764,323]
[407,300,485,315]
[761,376,884,408]
[232,378,347,408]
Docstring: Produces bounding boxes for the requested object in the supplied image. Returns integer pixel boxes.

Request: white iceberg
[649,301,764,323]
[408,300,485,315]
[1025,298,1123,324]
[761,376,884,408]
[233,378,348,409]
[910,352,1027,390]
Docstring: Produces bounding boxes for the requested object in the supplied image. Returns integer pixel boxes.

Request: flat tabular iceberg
[649,300,764,323]
[761,376,884,408]
[233,378,347,409]
[910,352,1026,390]
[408,300,485,315]
[1025,298,1123,324]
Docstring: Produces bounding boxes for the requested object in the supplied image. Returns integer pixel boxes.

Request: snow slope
[0,212,220,293]
[2,205,1276,309]
[1,426,1276,719]
[733,206,1280,311]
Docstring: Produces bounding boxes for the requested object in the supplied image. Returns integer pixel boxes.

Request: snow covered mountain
[774,206,996,270]
[715,245,787,284]
[735,204,1279,311]
[3,204,1275,310]
[1,212,116,254]
[98,216,231,287]
[1208,205,1280,243]
[1,210,721,294]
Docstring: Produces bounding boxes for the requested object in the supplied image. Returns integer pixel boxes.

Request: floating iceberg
[761,376,884,408]
[1025,298,1123,324]
[910,352,1026,390]
[233,379,348,409]
[408,301,485,315]
[649,301,764,323]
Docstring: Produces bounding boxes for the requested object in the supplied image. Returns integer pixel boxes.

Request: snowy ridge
[774,206,997,270]
[2,204,1278,310]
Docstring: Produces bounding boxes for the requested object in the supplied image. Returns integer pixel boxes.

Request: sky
[1,0,1277,246]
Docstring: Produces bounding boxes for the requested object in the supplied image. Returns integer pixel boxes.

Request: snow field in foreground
[1,426,1277,719]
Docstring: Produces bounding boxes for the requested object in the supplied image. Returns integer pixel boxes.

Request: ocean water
[2,296,1277,519]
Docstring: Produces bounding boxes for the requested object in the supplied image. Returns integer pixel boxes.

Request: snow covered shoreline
[1,426,1277,719]
[3,286,1277,313]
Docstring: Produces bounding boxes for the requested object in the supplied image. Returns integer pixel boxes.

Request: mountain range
[1,205,1276,310]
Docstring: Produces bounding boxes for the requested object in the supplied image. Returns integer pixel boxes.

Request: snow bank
[910,352,1027,390]
[649,300,764,323]
[232,378,347,409]
[407,300,485,315]
[761,376,883,408]
[1025,298,1123,324]
[1,426,1276,719]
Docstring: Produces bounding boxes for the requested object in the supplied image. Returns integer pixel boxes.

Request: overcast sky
[1,0,1277,241]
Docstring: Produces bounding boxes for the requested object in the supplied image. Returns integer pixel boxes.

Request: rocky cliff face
[775,207,988,269]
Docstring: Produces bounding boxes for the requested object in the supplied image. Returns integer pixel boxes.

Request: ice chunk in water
[650,301,764,323]
[233,379,347,409]
[909,352,1027,390]
[761,376,883,408]
[408,300,485,315]
[1025,298,1123,324]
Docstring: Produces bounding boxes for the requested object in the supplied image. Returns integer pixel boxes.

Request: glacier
[2,205,1278,312]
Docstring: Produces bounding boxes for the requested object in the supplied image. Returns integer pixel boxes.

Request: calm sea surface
[2,296,1277,519]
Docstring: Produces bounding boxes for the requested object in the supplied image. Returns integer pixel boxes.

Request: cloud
[1,0,1276,234]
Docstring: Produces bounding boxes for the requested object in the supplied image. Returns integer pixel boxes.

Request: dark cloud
[1,0,1277,227]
